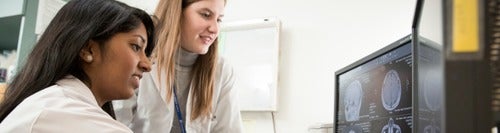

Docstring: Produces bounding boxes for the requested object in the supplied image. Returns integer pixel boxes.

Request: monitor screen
[335,37,413,133]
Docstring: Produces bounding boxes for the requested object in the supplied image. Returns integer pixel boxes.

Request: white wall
[223,0,416,132]
[116,0,158,14]
[420,0,443,44]
[0,0,24,17]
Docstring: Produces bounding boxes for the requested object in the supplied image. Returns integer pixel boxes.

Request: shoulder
[0,85,69,125]
[30,86,130,132]
[216,56,235,77]
[30,107,132,132]
[7,85,71,112]
[213,56,237,96]
[0,85,130,132]
[215,56,236,86]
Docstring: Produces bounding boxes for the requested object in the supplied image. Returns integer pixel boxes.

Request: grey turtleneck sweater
[171,48,198,133]
[112,47,244,133]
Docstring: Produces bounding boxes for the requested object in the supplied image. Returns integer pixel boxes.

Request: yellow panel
[452,0,479,53]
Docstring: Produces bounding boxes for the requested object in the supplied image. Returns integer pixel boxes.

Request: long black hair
[0,0,155,122]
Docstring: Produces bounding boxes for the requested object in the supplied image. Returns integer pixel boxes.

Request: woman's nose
[139,55,152,72]
[208,20,219,34]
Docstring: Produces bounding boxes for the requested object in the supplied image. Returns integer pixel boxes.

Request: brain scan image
[424,124,441,133]
[381,70,402,111]
[381,118,402,133]
[344,80,363,122]
[422,71,442,111]
[423,120,441,133]
[342,125,363,133]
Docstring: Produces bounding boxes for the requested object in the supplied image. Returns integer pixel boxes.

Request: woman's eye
[201,12,210,18]
[131,44,141,52]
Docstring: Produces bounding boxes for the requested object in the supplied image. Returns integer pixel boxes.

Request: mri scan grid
[337,43,412,132]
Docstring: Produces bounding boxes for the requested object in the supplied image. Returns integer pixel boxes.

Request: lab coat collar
[55,75,99,107]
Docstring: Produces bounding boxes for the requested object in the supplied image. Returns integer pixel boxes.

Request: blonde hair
[153,0,220,120]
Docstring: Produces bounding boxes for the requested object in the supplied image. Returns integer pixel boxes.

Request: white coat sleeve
[211,60,244,133]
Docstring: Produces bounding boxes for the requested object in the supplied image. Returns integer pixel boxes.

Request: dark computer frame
[333,34,443,132]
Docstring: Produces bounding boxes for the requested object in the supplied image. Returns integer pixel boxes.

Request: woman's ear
[80,40,98,63]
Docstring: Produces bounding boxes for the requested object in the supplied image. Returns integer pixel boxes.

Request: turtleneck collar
[176,48,199,67]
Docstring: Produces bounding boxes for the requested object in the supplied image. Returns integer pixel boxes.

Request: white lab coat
[113,58,243,133]
[0,76,132,133]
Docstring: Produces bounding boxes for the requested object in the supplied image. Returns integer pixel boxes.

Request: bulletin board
[219,17,281,111]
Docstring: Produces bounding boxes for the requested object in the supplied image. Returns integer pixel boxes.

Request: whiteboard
[219,17,280,111]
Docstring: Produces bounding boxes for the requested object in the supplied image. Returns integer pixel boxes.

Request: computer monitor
[334,35,442,132]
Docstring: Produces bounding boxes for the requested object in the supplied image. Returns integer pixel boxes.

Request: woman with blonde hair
[113,0,243,132]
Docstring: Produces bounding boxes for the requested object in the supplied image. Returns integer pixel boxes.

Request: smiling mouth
[132,74,142,80]
[200,36,214,44]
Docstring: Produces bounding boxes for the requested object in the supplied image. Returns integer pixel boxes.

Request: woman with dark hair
[0,0,155,132]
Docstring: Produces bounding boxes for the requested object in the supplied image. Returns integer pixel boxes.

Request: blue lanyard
[173,86,187,133]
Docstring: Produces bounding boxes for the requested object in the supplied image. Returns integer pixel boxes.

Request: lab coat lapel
[185,84,212,133]
[150,64,169,103]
